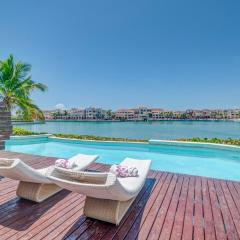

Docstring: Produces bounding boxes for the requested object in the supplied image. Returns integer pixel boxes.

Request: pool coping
[10,134,52,139]
[149,139,240,150]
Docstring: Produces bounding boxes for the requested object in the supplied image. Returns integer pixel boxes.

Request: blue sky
[0,0,240,110]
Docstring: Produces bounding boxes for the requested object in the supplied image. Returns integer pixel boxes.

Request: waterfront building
[69,109,85,120]
[150,108,164,119]
[43,107,240,121]
[115,109,137,120]
[85,107,106,120]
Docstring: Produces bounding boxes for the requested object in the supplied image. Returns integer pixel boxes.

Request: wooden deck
[0,151,240,240]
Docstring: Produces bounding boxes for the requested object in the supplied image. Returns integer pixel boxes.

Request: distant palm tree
[0,54,47,120]
[106,110,112,119]
[0,54,47,142]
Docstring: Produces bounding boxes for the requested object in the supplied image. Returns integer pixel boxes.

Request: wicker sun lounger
[0,154,98,202]
[47,158,151,224]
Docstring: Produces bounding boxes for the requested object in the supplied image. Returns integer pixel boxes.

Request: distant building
[115,109,137,120]
[43,110,57,120]
[43,106,240,121]
[150,109,164,120]
[137,107,151,120]
[85,107,106,120]
[69,109,85,120]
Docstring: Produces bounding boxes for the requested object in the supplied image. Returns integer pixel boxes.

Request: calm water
[5,139,240,181]
[14,120,240,140]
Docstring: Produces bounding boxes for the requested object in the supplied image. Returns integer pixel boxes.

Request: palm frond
[0,54,47,120]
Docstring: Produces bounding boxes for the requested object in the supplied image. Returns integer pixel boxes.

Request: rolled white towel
[55,159,75,169]
[110,164,138,177]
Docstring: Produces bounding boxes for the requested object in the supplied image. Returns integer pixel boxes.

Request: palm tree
[106,110,112,119]
[0,54,47,141]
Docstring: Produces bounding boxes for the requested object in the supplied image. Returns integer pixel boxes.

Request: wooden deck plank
[136,173,173,240]
[29,200,84,240]
[227,181,240,215]
[0,151,240,240]
[213,179,239,239]
[181,176,195,240]
[208,179,227,240]
[108,172,159,239]
[158,175,184,240]
[4,194,81,240]
[147,174,178,239]
[201,178,216,240]
[0,191,71,237]
[170,176,189,240]
[110,173,158,239]
[232,182,240,198]
[219,180,240,238]
[117,173,167,240]
[193,176,204,240]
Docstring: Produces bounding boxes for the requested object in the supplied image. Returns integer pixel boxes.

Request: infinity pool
[5,138,240,181]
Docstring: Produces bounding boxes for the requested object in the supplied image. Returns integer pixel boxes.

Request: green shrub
[12,128,147,142]
[53,133,147,142]
[178,137,240,146]
[13,128,41,135]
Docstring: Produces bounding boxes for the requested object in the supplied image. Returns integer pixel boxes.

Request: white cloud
[55,103,66,110]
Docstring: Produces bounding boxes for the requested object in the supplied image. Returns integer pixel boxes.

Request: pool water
[5,139,240,181]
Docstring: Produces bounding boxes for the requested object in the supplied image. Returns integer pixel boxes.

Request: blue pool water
[5,139,240,181]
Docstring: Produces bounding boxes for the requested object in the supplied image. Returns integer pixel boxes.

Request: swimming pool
[5,137,240,181]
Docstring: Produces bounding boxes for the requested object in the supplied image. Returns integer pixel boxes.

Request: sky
[0,0,240,110]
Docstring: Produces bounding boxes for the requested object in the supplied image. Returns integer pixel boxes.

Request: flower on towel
[114,165,138,177]
[55,159,72,169]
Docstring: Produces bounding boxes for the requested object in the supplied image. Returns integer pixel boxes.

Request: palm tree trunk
[0,101,12,150]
